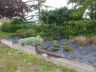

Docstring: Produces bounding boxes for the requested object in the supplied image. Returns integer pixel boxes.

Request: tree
[68,0,95,8]
[26,0,48,22]
[68,0,96,19]
[0,0,30,18]
[70,7,85,20]
[88,2,96,19]
[40,7,72,25]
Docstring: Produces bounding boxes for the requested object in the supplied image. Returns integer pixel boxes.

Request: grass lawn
[0,43,75,72]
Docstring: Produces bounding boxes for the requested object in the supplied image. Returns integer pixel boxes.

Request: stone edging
[0,39,96,72]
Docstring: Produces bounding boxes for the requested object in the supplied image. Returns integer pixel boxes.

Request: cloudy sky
[23,0,72,9]
[23,0,73,20]
[45,0,73,9]
[45,0,68,8]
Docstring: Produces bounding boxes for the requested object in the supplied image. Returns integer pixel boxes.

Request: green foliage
[16,20,96,39]
[33,20,96,39]
[52,40,60,52]
[11,18,24,25]
[52,47,60,52]
[68,0,95,7]
[70,7,85,20]
[88,2,96,19]
[0,18,96,40]
[0,32,15,38]
[19,35,44,45]
[40,7,72,25]
[88,36,96,44]
[64,47,73,52]
[1,23,20,32]
[15,29,27,38]
[0,19,24,33]
[68,0,96,19]
[15,24,49,38]
[59,66,76,72]
[39,24,63,40]
[7,33,16,37]
[61,20,96,39]
[16,29,37,38]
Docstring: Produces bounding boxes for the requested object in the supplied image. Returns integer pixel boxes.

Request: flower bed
[36,39,96,65]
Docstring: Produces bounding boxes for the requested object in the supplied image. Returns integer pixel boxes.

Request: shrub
[1,19,96,40]
[0,19,24,33]
[1,23,20,32]
[16,29,37,38]
[10,18,24,25]
[74,36,88,46]
[7,33,16,37]
[16,29,27,38]
[40,7,72,25]
[19,35,44,45]
[38,24,63,40]
[88,36,96,44]
[62,20,96,39]
[52,40,60,47]
[52,47,60,52]
[64,47,73,52]
[0,32,15,38]
[38,20,96,40]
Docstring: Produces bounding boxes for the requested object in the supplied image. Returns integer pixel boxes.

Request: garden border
[0,38,96,72]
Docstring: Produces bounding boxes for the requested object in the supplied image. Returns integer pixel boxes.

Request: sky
[23,0,72,9]
[23,0,73,20]
[45,0,68,8]
[44,0,73,9]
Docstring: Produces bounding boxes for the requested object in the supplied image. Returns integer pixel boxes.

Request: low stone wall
[1,39,96,72]
[0,39,37,55]
[38,52,95,72]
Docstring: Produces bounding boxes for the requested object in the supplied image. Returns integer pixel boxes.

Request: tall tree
[26,0,51,22]
[88,2,96,19]
[68,0,96,19]
[68,0,95,8]
[40,7,72,25]
[0,0,30,18]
